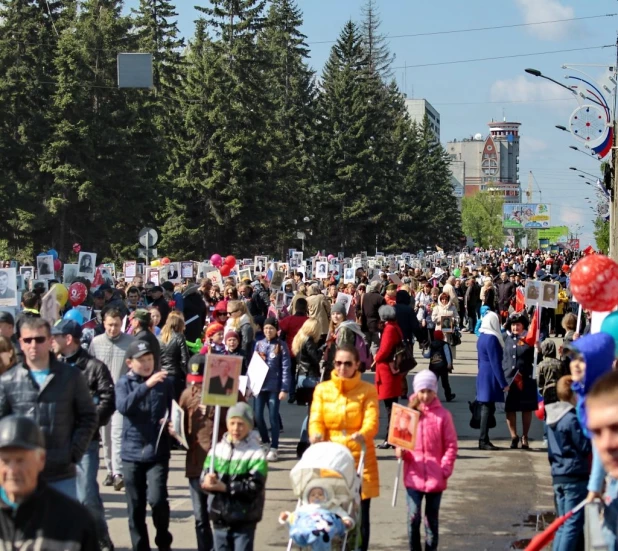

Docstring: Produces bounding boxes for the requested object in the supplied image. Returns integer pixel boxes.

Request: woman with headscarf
[476,311,509,450]
[374,305,404,449]
[502,312,538,449]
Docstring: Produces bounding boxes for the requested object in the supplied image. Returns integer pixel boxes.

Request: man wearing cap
[116,339,174,551]
[130,309,161,369]
[0,415,99,550]
[51,319,115,551]
[89,308,135,491]
[0,318,97,500]
[149,286,170,327]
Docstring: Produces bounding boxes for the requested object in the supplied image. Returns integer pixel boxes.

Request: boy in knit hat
[224,330,246,374]
[201,402,267,550]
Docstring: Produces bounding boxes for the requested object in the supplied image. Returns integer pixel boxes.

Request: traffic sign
[139,227,158,248]
[138,248,157,260]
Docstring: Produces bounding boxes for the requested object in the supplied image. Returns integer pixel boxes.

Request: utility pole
[611,35,618,260]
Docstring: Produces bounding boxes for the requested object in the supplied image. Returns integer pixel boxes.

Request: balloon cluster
[210,254,236,277]
[570,255,618,312]
[150,257,171,267]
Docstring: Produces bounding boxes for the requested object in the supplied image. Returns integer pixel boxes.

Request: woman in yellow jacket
[309,344,379,551]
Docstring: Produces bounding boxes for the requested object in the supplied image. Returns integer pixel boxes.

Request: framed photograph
[124,261,137,280]
[292,251,303,266]
[289,255,299,269]
[162,262,181,283]
[440,315,453,333]
[20,266,34,281]
[270,270,285,291]
[524,280,541,305]
[145,268,160,286]
[202,354,242,407]
[99,265,114,285]
[288,248,296,260]
[102,263,116,278]
[338,251,345,261]
[315,261,328,279]
[254,256,268,275]
[62,264,78,285]
[30,279,48,293]
[238,268,252,282]
[77,252,97,280]
[343,268,355,284]
[181,261,194,279]
[36,255,54,280]
[0,268,17,307]
[387,403,421,450]
[275,291,286,310]
[541,282,559,309]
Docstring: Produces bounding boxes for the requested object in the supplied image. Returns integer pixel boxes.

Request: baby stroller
[286,442,365,551]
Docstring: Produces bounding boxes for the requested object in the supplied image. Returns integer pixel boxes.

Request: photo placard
[387,403,421,450]
[202,354,242,407]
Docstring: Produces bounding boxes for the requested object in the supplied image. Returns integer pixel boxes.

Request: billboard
[538,226,569,243]
[503,203,551,229]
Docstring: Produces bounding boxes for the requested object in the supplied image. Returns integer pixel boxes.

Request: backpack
[355,333,371,373]
[428,341,448,374]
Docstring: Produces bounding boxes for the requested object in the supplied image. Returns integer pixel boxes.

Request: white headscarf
[480,311,504,348]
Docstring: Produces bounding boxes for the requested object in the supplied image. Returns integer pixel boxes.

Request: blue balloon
[47,249,59,260]
[600,311,618,358]
[37,252,47,257]
[63,308,84,325]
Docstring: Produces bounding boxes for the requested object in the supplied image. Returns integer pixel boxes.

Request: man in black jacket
[360,281,385,356]
[182,284,207,343]
[0,415,99,550]
[0,317,97,500]
[496,272,516,323]
[51,319,115,551]
[465,278,481,332]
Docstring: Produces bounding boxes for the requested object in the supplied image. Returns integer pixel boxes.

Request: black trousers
[361,498,371,551]
[123,460,172,551]
[428,367,453,400]
[383,397,399,438]
[479,402,496,444]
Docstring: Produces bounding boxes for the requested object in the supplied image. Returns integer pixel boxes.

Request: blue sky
[125,0,617,248]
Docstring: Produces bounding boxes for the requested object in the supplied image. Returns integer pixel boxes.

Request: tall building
[446,120,521,203]
[404,98,440,141]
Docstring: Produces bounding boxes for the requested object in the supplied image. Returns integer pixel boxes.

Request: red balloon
[53,259,62,272]
[224,255,236,268]
[219,264,231,277]
[570,254,618,311]
[562,264,570,273]
[161,257,171,265]
[68,282,88,307]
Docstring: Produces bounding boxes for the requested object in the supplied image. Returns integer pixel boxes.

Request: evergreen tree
[360,0,394,81]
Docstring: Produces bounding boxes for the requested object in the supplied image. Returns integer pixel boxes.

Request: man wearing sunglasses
[0,317,97,501]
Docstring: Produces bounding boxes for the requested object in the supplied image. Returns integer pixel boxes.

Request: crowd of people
[2,245,618,551]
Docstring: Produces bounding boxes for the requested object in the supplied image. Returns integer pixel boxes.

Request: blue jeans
[254,390,281,449]
[213,524,256,551]
[77,440,111,543]
[406,489,442,551]
[297,375,318,444]
[553,481,588,551]
[48,477,77,501]
[189,477,214,551]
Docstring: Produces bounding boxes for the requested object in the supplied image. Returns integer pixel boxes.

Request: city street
[103,333,555,550]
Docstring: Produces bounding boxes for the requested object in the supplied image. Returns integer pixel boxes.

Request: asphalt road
[103,332,555,550]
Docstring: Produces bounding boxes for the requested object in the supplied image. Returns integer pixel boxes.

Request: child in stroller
[280,480,354,550]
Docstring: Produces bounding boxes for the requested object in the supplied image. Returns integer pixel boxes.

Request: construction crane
[526,171,542,203]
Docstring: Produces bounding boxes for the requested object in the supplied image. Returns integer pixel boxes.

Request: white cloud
[489,75,574,107]
[514,0,576,41]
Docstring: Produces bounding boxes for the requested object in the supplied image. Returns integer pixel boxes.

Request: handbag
[468,400,496,430]
[452,328,462,346]
[389,340,417,375]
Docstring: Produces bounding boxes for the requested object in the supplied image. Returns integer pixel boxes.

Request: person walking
[476,311,509,450]
[159,311,189,401]
[307,285,331,345]
[359,281,385,357]
[51,319,115,550]
[89,308,135,491]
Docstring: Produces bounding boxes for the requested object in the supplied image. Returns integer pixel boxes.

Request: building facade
[404,98,440,141]
[446,120,521,203]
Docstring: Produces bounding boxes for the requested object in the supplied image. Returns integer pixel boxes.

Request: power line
[308,13,617,45]
[435,98,573,106]
[392,45,613,71]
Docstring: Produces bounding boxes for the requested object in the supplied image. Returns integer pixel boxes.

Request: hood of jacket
[337,320,364,340]
[569,332,615,395]
[545,401,574,426]
[396,290,411,306]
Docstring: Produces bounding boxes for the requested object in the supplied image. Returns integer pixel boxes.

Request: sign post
[138,227,158,265]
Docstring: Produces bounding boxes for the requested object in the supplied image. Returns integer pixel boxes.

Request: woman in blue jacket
[253,317,291,463]
[476,311,509,450]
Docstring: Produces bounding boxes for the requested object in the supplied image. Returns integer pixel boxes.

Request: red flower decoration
[168,300,176,309]
[72,243,81,253]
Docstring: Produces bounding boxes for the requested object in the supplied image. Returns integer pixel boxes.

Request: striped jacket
[202,430,267,527]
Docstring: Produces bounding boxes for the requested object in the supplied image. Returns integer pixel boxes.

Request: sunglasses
[22,336,47,344]
[334,360,354,368]
[227,310,238,315]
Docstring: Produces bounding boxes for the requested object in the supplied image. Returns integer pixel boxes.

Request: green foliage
[0,0,463,263]
[462,192,504,249]
[594,216,610,253]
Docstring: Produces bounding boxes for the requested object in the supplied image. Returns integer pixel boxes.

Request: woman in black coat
[502,312,538,449]
[159,312,190,401]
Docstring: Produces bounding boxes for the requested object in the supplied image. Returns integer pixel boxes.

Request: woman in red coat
[374,304,404,449]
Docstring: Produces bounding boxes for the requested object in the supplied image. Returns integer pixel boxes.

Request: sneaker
[266,448,279,462]
[102,473,113,487]
[113,474,124,491]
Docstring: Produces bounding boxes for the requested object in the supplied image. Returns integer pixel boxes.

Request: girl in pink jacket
[395,369,458,551]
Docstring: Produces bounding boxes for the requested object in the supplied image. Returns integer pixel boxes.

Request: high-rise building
[404,98,440,141]
[446,120,521,203]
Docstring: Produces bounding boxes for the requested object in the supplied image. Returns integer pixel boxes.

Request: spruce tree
[361,0,394,81]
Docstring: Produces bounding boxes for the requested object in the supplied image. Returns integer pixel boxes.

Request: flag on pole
[515,287,526,313]
[523,307,540,347]
[583,245,595,256]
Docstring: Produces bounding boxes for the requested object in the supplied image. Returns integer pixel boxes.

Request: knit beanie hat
[433,330,444,341]
[331,302,346,315]
[226,402,254,429]
[264,317,278,330]
[206,323,225,338]
[224,330,239,341]
[413,370,438,394]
